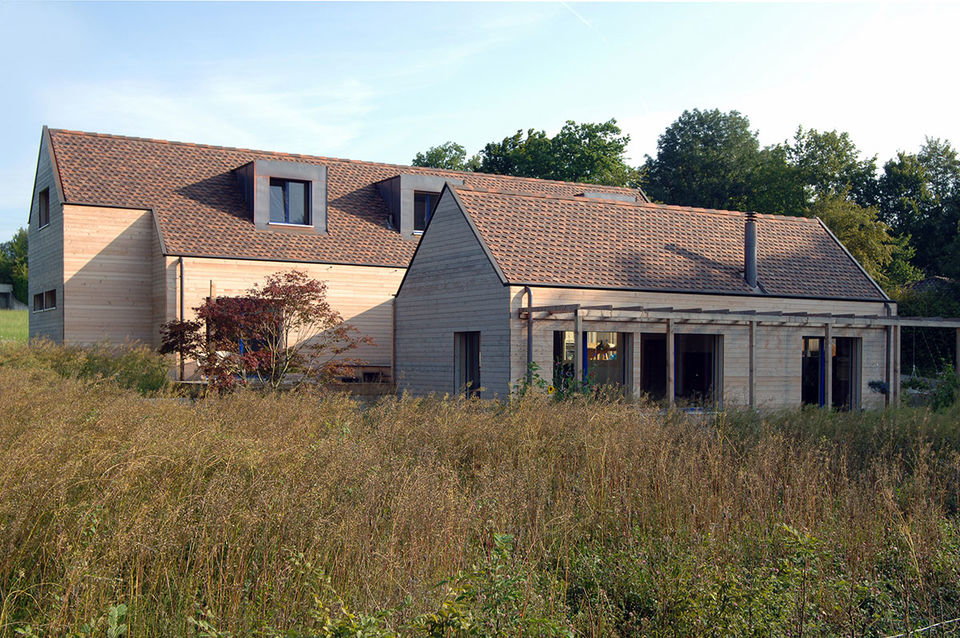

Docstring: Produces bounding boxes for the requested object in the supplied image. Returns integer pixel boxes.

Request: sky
[1,1,958,241]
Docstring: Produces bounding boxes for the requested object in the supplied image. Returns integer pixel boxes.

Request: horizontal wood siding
[176,258,403,370]
[396,191,511,398]
[509,287,892,409]
[28,136,64,342]
[63,205,156,344]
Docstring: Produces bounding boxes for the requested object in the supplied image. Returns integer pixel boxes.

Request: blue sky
[1,1,958,241]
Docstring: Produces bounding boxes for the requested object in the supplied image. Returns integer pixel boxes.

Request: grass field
[1,344,959,636]
[0,309,26,342]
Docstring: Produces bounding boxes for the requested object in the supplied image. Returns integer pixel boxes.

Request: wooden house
[395,186,960,410]
[27,127,960,407]
[26,127,643,381]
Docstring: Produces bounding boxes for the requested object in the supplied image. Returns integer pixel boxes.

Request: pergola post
[666,318,675,407]
[823,323,833,409]
[893,324,901,407]
[573,306,583,384]
[885,325,894,408]
[748,321,757,408]
[955,328,960,375]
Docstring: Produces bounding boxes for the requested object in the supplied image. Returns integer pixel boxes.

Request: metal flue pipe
[745,211,758,289]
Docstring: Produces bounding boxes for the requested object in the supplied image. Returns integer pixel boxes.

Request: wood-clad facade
[62,205,156,344]
[31,203,402,374]
[395,190,511,397]
[165,256,403,375]
[28,130,65,342]
[394,185,906,410]
[30,127,959,407]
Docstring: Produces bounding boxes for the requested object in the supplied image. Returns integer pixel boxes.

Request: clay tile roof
[47,129,646,267]
[452,186,888,301]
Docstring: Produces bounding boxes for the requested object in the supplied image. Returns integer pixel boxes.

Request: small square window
[32,289,56,312]
[414,192,436,232]
[38,188,50,228]
[269,178,310,225]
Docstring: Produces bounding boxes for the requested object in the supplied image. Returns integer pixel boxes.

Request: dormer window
[270,178,310,225]
[236,160,327,233]
[414,192,436,232]
[375,174,464,240]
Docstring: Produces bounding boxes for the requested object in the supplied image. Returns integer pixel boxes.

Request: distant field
[0,309,27,342]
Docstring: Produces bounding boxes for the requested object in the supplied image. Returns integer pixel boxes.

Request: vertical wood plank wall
[28,137,65,342]
[395,191,511,398]
[509,286,892,409]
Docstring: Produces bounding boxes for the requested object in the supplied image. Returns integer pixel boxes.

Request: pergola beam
[518,305,960,329]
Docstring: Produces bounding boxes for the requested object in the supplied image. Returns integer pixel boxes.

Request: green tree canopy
[411,141,479,172]
[642,109,762,211]
[410,120,639,187]
[808,194,919,289]
[0,228,27,303]
[787,127,877,204]
[875,138,960,277]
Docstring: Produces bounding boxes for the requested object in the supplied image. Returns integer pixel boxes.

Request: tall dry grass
[1,361,959,636]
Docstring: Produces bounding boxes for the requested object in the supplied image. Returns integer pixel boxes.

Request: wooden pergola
[519,304,960,408]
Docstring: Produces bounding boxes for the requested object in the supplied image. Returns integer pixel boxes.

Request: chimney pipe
[744,212,758,289]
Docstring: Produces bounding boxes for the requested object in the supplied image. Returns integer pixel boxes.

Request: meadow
[0,310,27,343]
[1,343,959,636]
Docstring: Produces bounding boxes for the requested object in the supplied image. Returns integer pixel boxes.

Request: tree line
[412,109,960,298]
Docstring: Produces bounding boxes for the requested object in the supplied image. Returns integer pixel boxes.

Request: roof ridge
[47,128,643,195]
[454,184,817,224]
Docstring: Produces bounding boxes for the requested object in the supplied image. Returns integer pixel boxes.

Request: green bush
[931,366,960,411]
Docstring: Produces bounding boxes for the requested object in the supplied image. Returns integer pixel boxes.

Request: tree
[476,128,552,179]
[787,127,878,205]
[411,141,479,172]
[543,119,639,186]
[749,144,806,217]
[160,270,372,391]
[642,109,762,211]
[808,194,919,288]
[0,228,28,303]
[476,119,639,186]
[876,139,960,277]
[410,120,640,187]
